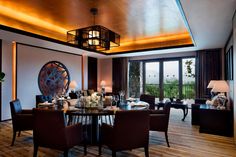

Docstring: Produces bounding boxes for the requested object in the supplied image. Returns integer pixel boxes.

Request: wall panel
[16,44,82,109]
[1,40,13,120]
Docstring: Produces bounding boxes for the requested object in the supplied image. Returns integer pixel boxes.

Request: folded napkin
[38,102,54,106]
[104,106,120,112]
[130,101,149,107]
[127,97,137,102]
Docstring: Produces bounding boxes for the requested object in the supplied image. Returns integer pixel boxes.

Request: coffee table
[157,101,188,121]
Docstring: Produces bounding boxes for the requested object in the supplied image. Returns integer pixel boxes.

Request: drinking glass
[114,95,119,106]
[119,90,125,104]
[109,96,113,107]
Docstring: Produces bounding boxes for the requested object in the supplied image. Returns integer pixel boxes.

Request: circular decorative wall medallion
[38,61,70,97]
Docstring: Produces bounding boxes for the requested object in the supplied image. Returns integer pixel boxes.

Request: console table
[199,104,233,137]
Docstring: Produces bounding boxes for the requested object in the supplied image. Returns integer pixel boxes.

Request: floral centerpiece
[84,92,102,108]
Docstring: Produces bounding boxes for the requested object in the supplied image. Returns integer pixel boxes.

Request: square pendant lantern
[67,8,120,52]
[67,8,120,51]
[67,25,120,51]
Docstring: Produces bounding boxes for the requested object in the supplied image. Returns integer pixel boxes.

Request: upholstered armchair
[10,99,33,146]
[99,110,150,157]
[33,109,86,157]
[149,102,171,147]
[140,94,156,110]
[35,95,52,107]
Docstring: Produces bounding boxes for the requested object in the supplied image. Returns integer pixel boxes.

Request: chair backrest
[33,109,67,148]
[36,95,52,107]
[163,102,171,123]
[150,102,171,132]
[140,94,155,110]
[113,110,149,149]
[10,99,22,117]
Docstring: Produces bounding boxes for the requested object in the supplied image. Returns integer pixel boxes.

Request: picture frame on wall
[225,46,233,80]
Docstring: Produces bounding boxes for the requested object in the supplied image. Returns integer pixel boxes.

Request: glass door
[144,62,160,101]
[163,61,179,100]
[182,58,195,103]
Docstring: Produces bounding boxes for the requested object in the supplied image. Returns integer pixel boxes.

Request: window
[145,62,160,98]
[128,61,143,98]
[128,57,196,101]
[182,58,195,99]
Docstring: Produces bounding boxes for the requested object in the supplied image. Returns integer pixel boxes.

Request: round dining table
[65,101,149,145]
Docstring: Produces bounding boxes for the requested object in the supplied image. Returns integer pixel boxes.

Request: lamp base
[69,92,78,99]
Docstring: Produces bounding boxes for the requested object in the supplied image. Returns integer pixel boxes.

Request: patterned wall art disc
[38,61,70,97]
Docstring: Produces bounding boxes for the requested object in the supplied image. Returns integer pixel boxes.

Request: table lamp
[100,80,106,95]
[207,80,218,98]
[211,80,229,93]
[211,80,229,107]
[207,80,217,88]
[69,80,78,93]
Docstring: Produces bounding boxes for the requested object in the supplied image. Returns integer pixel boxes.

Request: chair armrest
[22,109,33,114]
[65,123,83,146]
[15,114,33,120]
[150,113,166,120]
[149,110,165,114]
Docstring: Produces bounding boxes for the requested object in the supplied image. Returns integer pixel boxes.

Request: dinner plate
[38,102,54,107]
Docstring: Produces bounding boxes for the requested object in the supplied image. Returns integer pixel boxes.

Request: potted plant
[0,72,5,82]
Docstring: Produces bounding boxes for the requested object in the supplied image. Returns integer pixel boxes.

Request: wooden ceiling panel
[0,0,193,54]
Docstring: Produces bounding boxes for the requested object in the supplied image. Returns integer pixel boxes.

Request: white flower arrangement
[85,92,101,107]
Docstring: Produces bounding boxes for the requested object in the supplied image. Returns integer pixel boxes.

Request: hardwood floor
[0,109,236,157]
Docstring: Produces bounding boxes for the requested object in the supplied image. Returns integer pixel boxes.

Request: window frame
[128,56,196,100]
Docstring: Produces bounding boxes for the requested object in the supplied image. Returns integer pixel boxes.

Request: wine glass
[109,96,113,107]
[114,95,119,106]
[119,90,125,103]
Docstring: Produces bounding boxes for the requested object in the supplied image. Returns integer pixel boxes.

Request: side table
[199,104,233,137]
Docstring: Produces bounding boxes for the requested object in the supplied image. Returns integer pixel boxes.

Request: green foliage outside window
[164,78,179,98]
[182,82,195,99]
[129,62,141,98]
[145,80,195,99]
[145,84,159,97]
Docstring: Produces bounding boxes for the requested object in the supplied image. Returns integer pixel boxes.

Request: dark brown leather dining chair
[99,110,150,157]
[140,94,156,110]
[33,108,86,157]
[10,99,33,146]
[35,95,52,107]
[149,102,171,147]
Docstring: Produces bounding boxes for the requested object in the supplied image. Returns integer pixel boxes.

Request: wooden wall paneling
[88,57,97,91]
[0,39,2,121]
[112,58,128,95]
[112,58,122,94]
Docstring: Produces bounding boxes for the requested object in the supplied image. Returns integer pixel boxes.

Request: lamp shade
[207,80,217,88]
[100,80,106,87]
[211,80,229,93]
[69,80,77,90]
